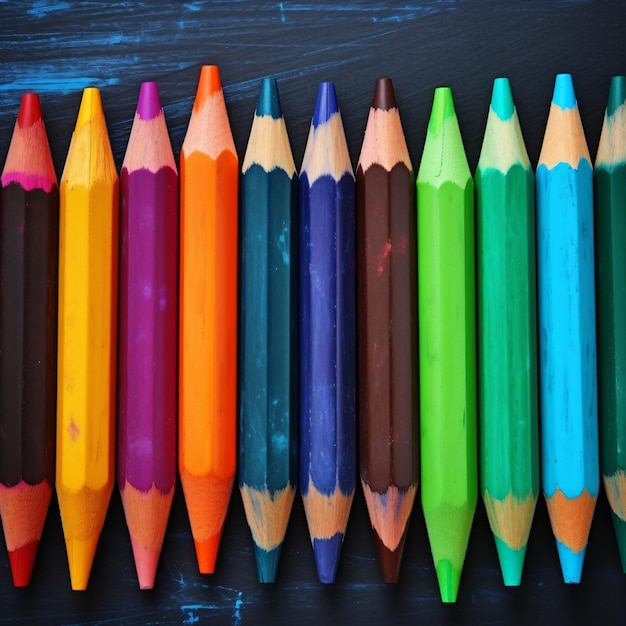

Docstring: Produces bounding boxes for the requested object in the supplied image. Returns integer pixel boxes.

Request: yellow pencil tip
[65,535,100,590]
[75,87,103,131]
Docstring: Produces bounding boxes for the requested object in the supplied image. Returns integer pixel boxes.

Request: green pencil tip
[435,558,461,603]
[610,511,626,573]
[494,536,526,586]
[428,87,456,136]
[491,77,515,121]
[607,76,626,118]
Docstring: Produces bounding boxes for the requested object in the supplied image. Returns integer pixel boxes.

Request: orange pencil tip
[194,532,223,574]
[65,535,100,590]
[8,541,39,587]
[195,65,222,109]
[17,93,43,128]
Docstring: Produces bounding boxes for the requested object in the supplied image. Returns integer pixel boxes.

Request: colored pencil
[0,93,58,587]
[299,81,356,584]
[536,73,598,583]
[417,86,476,603]
[56,87,119,591]
[356,78,418,583]
[118,82,178,589]
[239,78,298,583]
[595,75,626,571]
[179,65,238,574]
[475,77,539,586]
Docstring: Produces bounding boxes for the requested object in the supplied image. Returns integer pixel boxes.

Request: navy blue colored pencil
[299,82,356,584]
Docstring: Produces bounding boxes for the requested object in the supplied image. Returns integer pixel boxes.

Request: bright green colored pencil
[476,77,539,586]
[417,87,476,603]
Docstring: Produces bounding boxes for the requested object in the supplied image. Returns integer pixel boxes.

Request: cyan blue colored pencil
[239,78,298,583]
[536,73,599,583]
[299,81,356,584]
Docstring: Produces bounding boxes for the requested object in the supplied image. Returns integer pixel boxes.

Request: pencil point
[494,535,526,586]
[194,532,222,574]
[372,77,396,111]
[136,81,162,120]
[195,65,222,110]
[552,73,577,110]
[607,75,626,118]
[491,78,514,121]
[75,87,103,130]
[17,93,43,128]
[312,81,339,128]
[130,535,159,589]
[256,78,282,119]
[435,558,461,603]
[65,535,100,590]
[8,541,39,587]
[555,539,586,583]
[253,543,282,583]
[428,87,456,135]
[610,512,626,573]
[312,533,343,584]
[373,529,406,583]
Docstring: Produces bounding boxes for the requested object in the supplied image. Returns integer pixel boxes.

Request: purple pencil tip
[136,82,162,120]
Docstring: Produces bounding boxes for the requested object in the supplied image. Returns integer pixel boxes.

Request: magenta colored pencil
[118,82,178,590]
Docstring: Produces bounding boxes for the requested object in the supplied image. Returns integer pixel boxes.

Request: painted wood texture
[0,1,625,623]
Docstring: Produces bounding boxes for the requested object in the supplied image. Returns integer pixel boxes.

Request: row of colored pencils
[0,69,625,604]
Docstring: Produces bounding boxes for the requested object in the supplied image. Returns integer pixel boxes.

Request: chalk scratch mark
[27,0,71,18]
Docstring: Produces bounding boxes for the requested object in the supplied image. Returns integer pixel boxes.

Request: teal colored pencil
[595,75,626,572]
[239,78,298,583]
[536,73,598,584]
[476,78,539,586]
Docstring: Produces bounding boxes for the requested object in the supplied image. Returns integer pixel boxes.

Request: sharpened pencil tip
[555,539,586,583]
[372,77,396,111]
[428,87,456,136]
[373,530,407,583]
[607,75,626,119]
[8,541,39,587]
[611,512,626,573]
[312,82,339,128]
[435,558,461,603]
[312,533,344,584]
[253,543,282,583]
[130,535,159,589]
[256,78,282,119]
[194,65,222,111]
[17,93,43,129]
[65,535,100,590]
[494,535,526,586]
[491,78,515,121]
[75,87,103,131]
[194,532,222,574]
[136,81,162,121]
[552,73,577,110]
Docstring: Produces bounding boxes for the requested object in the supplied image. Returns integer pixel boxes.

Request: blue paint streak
[27,0,70,17]
[536,158,599,500]
[0,76,119,94]
[552,73,577,110]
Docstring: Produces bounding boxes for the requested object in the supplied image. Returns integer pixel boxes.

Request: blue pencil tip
[552,73,577,110]
[491,77,515,121]
[256,78,282,119]
[312,533,344,584]
[312,82,339,128]
[555,539,586,583]
[253,543,282,583]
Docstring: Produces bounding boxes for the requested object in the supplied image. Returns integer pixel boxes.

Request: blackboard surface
[1,1,625,624]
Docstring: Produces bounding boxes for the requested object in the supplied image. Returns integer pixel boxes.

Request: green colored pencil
[417,86,477,603]
[476,77,539,586]
[595,75,626,572]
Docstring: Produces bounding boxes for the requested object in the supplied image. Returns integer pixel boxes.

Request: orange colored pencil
[179,65,238,573]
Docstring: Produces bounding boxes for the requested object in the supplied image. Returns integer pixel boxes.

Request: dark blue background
[1,1,624,624]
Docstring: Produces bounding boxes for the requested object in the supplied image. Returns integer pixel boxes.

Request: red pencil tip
[194,66,222,110]
[8,541,39,587]
[17,93,43,128]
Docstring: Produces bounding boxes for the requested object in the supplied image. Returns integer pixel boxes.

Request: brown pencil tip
[373,526,408,583]
[17,93,43,128]
[372,78,396,111]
